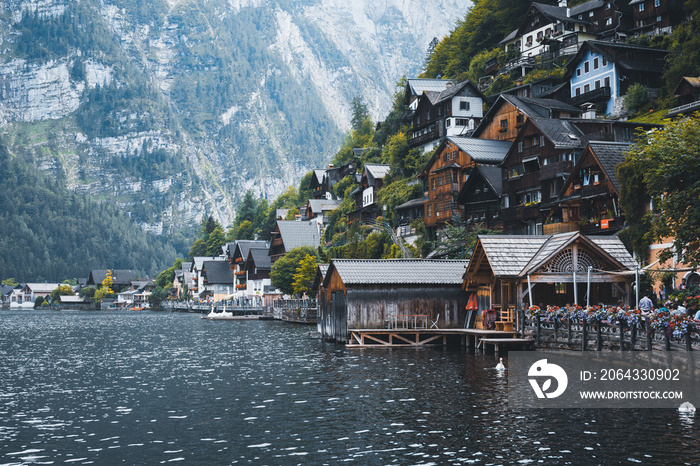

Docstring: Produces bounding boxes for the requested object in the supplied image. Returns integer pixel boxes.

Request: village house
[500,117,587,235]
[565,40,669,115]
[403,78,456,111]
[189,256,226,301]
[269,220,321,263]
[171,262,191,300]
[348,163,391,223]
[242,248,273,305]
[462,232,637,315]
[421,136,512,229]
[408,80,485,153]
[228,240,269,297]
[21,283,61,303]
[666,77,700,118]
[319,259,469,343]
[472,94,581,142]
[116,280,155,307]
[553,141,631,236]
[87,270,138,289]
[200,260,234,302]
[0,284,22,304]
[309,169,329,199]
[304,199,342,227]
[456,164,505,231]
[628,0,684,36]
[395,197,425,238]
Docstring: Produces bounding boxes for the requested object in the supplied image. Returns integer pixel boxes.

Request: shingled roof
[276,220,321,251]
[325,259,469,287]
[233,240,269,262]
[448,136,513,164]
[307,199,342,214]
[87,270,138,286]
[247,248,272,272]
[587,141,631,194]
[530,117,587,149]
[202,261,232,285]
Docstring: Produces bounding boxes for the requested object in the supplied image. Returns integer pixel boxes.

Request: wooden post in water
[582,319,588,351]
[619,321,624,351]
[596,322,602,351]
[536,314,541,344]
[631,323,637,351]
[686,324,693,352]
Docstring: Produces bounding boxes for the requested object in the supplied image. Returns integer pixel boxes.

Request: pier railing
[526,315,700,351]
[270,299,317,323]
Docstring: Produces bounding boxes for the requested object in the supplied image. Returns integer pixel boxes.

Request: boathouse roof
[325,259,469,287]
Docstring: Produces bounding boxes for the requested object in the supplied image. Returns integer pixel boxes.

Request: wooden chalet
[463,232,637,313]
[553,141,631,236]
[395,197,424,237]
[229,240,270,293]
[500,117,587,234]
[408,80,485,152]
[403,78,456,110]
[269,220,321,263]
[472,95,581,142]
[306,199,342,226]
[667,77,700,118]
[309,169,328,199]
[421,136,512,229]
[348,163,391,223]
[321,159,358,198]
[319,259,469,343]
[456,164,505,230]
[629,0,684,36]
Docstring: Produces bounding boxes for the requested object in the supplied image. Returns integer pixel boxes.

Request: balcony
[543,221,580,235]
[540,161,573,180]
[570,86,611,106]
[502,204,541,223]
[505,171,540,192]
[408,128,440,147]
[580,217,623,235]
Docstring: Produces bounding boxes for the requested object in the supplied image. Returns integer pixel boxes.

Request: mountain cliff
[0,0,468,239]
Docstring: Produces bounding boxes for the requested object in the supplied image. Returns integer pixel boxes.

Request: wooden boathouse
[319,259,469,343]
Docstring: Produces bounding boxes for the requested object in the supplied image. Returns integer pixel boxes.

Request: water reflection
[0,310,698,464]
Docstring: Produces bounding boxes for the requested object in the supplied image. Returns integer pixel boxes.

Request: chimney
[558,0,567,7]
[580,103,596,120]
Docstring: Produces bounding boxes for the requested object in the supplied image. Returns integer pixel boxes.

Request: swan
[495,357,505,371]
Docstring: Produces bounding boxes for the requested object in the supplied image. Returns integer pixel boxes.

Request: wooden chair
[495,306,514,331]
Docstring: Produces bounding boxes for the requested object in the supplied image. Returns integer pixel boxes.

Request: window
[556,283,567,294]
[460,101,470,111]
[431,178,436,190]
[575,87,581,96]
[455,118,468,126]
[594,57,599,69]
[427,204,432,217]
[532,136,538,146]
[518,141,523,152]
[606,2,611,8]
[577,68,581,77]
[654,0,660,6]
[516,114,524,126]
[503,196,510,209]
[624,127,630,140]
[604,76,610,87]
[438,106,442,116]
[602,56,607,66]
[589,11,594,17]
[540,135,545,147]
[657,15,662,22]
[595,80,601,89]
[584,61,590,73]
[606,17,613,26]
[446,119,451,127]
[500,119,508,132]
[584,84,590,93]
[639,3,644,11]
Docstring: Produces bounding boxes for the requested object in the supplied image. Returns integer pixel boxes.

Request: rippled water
[0,309,699,465]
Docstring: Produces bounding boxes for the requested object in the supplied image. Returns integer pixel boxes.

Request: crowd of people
[640,278,700,320]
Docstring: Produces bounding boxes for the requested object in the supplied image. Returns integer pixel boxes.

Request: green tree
[350,95,370,132]
[292,254,320,296]
[206,224,226,256]
[155,258,183,288]
[624,83,650,117]
[50,284,74,302]
[235,220,255,240]
[148,286,167,308]
[618,115,700,266]
[432,216,492,259]
[270,246,319,296]
[2,278,18,286]
[236,190,257,225]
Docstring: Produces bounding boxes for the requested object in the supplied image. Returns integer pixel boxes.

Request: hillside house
[629,0,684,36]
[421,136,512,229]
[472,95,581,142]
[566,40,669,115]
[242,248,273,304]
[462,232,636,312]
[309,169,328,199]
[21,283,61,303]
[305,199,342,227]
[456,165,505,231]
[403,78,456,111]
[408,80,485,153]
[348,163,391,223]
[553,141,631,236]
[319,259,469,343]
[500,117,587,235]
[395,197,425,237]
[269,220,321,263]
[87,270,138,288]
[667,77,700,118]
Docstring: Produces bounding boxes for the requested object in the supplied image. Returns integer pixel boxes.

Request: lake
[0,309,698,464]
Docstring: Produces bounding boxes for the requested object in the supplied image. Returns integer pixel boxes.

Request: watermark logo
[528,359,568,399]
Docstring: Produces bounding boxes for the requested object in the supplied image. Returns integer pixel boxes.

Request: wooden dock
[347,328,522,349]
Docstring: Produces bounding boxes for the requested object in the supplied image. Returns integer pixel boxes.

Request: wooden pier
[347,328,527,349]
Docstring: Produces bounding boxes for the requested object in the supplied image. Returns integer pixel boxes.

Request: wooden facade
[629,0,684,35]
[456,165,504,231]
[319,260,469,343]
[463,233,636,312]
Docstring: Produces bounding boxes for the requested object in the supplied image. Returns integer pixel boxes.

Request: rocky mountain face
[0,0,468,233]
